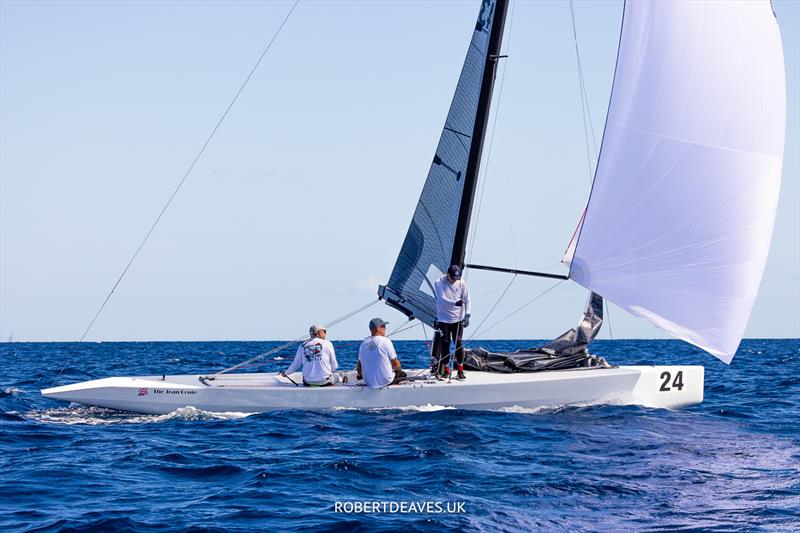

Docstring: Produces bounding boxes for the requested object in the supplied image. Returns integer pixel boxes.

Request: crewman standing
[432,264,471,379]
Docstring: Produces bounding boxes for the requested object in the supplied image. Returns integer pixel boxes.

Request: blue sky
[1,0,798,343]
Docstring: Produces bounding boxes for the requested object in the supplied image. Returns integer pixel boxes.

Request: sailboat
[42,0,785,414]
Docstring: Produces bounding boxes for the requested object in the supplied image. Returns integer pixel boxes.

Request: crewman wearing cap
[356,318,406,388]
[280,324,340,386]
[432,264,471,379]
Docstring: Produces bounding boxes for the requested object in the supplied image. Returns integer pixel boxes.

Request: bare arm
[356,360,363,380]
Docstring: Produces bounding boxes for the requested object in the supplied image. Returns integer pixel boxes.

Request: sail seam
[444,126,473,140]
[608,122,783,158]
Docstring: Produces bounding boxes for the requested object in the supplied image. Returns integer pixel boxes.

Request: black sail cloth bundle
[464,293,611,373]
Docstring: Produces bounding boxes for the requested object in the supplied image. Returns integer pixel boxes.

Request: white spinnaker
[568,1,786,363]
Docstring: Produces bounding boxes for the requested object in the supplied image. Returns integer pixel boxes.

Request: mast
[450,0,510,268]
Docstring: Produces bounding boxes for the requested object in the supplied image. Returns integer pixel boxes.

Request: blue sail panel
[380,0,497,325]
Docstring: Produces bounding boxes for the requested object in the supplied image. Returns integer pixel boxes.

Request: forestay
[567,1,786,362]
[379,0,500,325]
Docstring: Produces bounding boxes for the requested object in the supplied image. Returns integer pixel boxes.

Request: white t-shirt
[286,338,338,383]
[358,335,397,389]
[434,275,471,323]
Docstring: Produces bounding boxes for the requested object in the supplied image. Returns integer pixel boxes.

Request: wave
[493,394,644,415]
[158,463,246,479]
[392,404,456,412]
[332,403,456,413]
[154,405,254,421]
[495,405,567,414]
[23,404,254,425]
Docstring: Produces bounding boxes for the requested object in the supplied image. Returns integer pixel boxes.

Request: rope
[426,279,563,370]
[425,273,517,371]
[471,279,565,339]
[76,0,301,343]
[569,0,599,182]
[213,298,379,375]
[466,273,516,341]
[387,320,422,338]
[447,320,464,382]
[605,298,614,340]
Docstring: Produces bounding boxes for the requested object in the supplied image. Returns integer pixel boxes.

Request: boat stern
[630,365,704,409]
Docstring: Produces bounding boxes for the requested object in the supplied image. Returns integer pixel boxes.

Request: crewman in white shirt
[281,324,340,386]
[432,264,471,380]
[357,318,406,388]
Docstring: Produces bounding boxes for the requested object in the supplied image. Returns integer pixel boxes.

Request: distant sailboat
[43,0,785,414]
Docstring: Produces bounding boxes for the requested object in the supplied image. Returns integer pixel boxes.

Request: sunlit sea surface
[1,339,799,531]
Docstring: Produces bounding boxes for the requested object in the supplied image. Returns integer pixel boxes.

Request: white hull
[42,365,703,414]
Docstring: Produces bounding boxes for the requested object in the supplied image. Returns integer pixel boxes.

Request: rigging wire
[605,299,614,340]
[213,298,379,375]
[569,0,600,181]
[570,1,619,343]
[76,0,301,343]
[466,273,517,341]
[387,320,422,338]
[465,0,517,274]
[471,279,565,339]
[429,279,564,368]
[448,2,603,352]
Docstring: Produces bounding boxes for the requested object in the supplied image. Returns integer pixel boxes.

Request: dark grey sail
[379,0,508,325]
[463,292,609,373]
[538,291,604,356]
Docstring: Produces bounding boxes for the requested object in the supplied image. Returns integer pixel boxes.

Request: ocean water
[1,339,798,532]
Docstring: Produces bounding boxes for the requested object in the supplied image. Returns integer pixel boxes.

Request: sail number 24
[659,371,684,392]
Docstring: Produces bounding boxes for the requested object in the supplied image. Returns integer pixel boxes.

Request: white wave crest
[392,404,456,412]
[333,403,455,412]
[153,406,253,421]
[495,405,566,414]
[3,387,23,395]
[24,404,254,425]
[494,394,640,414]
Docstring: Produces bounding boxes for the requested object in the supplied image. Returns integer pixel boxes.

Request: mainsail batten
[568,1,786,363]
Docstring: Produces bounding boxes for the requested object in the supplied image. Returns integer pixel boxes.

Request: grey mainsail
[379,0,507,325]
